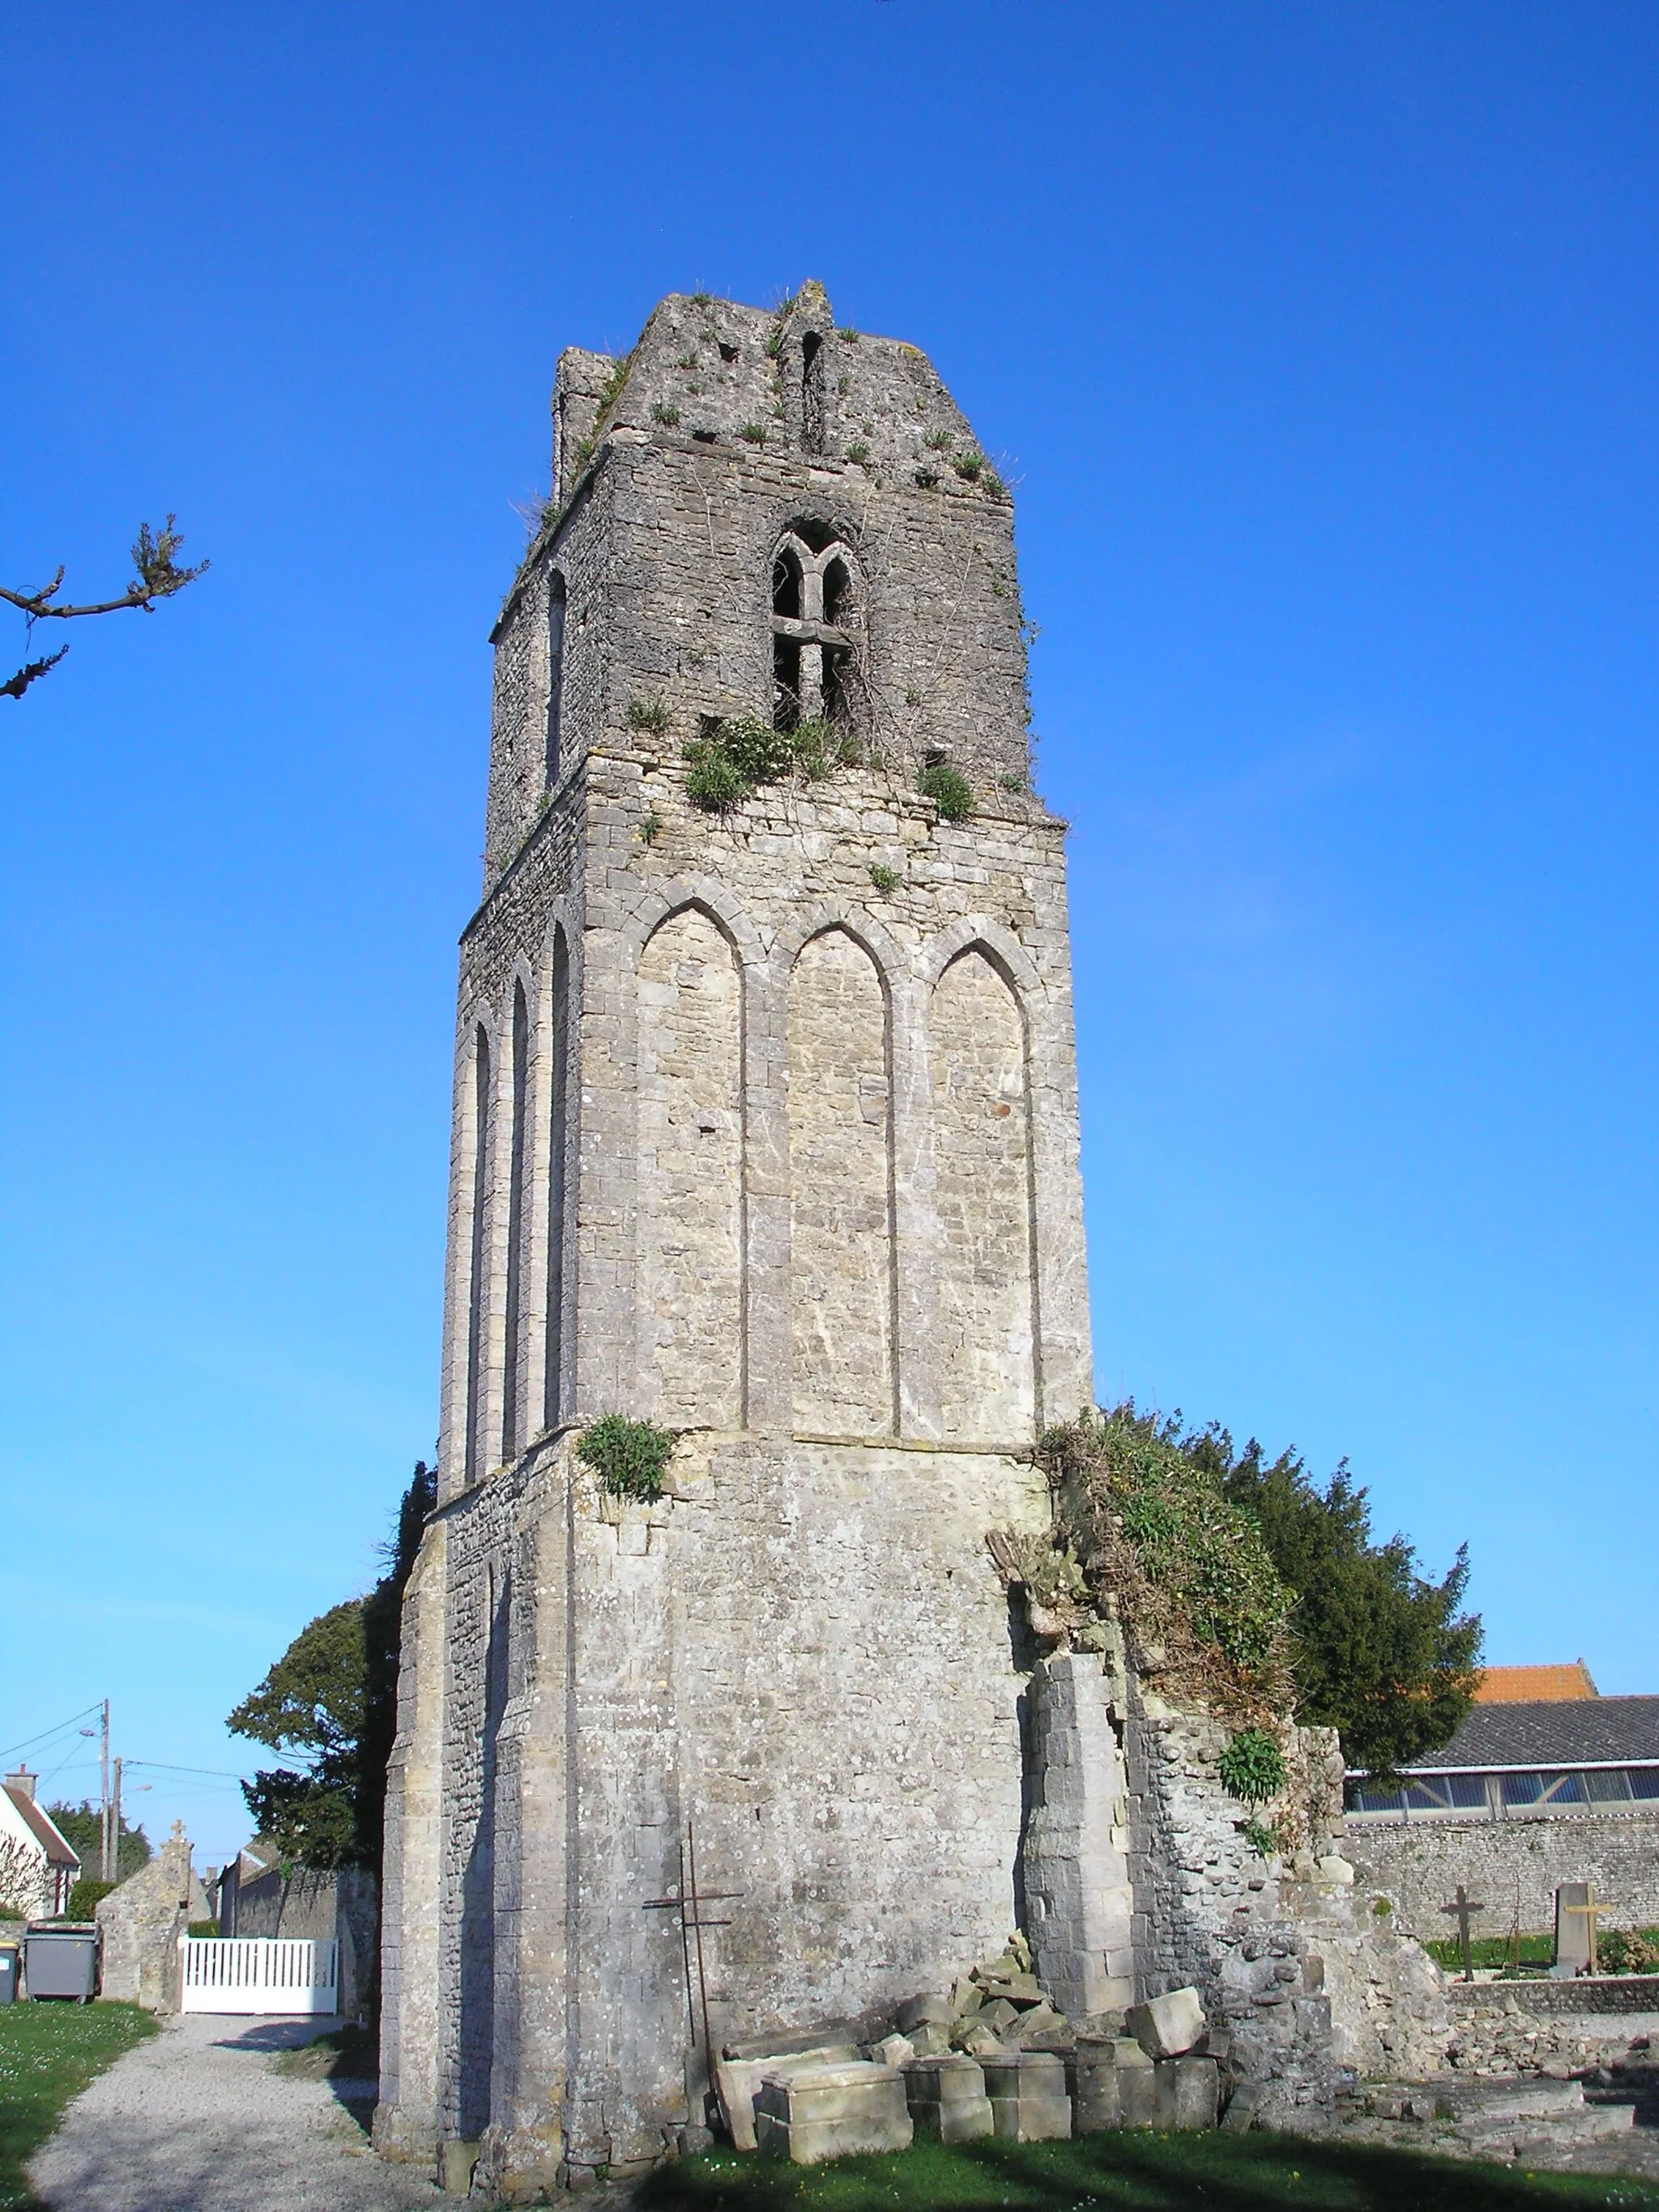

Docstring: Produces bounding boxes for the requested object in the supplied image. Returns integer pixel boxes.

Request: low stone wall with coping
[1347,1809,1659,1940]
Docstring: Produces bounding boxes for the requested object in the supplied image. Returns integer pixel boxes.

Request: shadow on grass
[635,2129,1659,2212]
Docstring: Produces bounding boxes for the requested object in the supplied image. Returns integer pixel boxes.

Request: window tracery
[770,526,859,731]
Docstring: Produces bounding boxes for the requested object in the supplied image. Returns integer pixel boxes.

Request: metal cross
[644,1818,744,2126]
[1440,1883,1486,1981]
[1559,1887,1610,1975]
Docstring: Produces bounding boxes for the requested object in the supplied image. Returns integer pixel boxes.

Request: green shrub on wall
[1218,1728,1289,1804]
[578,1415,675,1501]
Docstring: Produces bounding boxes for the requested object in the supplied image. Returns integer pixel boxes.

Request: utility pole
[110,1757,122,1883]
[99,1701,111,1882]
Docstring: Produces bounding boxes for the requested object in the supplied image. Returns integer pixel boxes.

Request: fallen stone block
[954,2019,1004,2060]
[903,2054,994,2143]
[1154,2055,1219,2131]
[1013,2001,1066,2046]
[1220,2080,1265,2133]
[897,1993,952,2034]
[715,2045,861,2152]
[871,2034,915,2069]
[978,1997,1021,2035]
[1126,1987,1206,2060]
[754,2062,913,2164]
[906,2021,953,2059]
[1069,2043,1124,2135]
[982,2049,1073,2142]
[978,1970,1046,2005]
[1070,2035,1158,2133]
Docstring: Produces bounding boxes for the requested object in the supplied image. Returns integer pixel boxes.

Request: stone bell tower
[375,283,1095,2193]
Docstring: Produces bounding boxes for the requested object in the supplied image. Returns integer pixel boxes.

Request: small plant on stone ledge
[1238,1815,1282,1860]
[999,771,1027,794]
[626,696,671,735]
[738,421,768,445]
[650,402,682,428]
[1218,1727,1289,1805]
[684,714,840,812]
[868,863,900,893]
[918,762,975,822]
[846,441,871,466]
[638,809,663,847]
[577,1415,675,1502]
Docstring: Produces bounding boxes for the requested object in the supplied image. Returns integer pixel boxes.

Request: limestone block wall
[484,288,1036,879]
[1119,1694,1448,2104]
[96,1825,194,2013]
[383,284,1101,2189]
[387,1427,1052,2190]
[1347,1809,1659,1941]
[436,753,1092,1507]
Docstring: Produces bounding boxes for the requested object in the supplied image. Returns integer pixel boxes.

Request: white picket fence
[178,1936,339,2015]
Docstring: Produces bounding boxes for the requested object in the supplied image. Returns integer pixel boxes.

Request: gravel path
[28,2013,444,2212]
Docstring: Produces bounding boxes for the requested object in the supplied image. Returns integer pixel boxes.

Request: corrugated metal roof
[1409,1695,1659,1771]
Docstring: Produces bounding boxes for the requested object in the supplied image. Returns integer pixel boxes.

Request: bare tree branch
[3,517,208,701]
[2,646,70,701]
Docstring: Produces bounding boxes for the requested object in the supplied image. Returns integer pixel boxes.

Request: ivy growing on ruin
[1033,1403,1294,1721]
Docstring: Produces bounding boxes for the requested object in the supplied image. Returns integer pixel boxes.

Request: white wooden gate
[178,1936,339,2014]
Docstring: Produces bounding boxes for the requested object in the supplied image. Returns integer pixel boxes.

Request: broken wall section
[1021,1629,1451,2124]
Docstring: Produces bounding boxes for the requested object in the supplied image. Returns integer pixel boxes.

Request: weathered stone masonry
[377,285,1094,2193]
[376,284,1446,2193]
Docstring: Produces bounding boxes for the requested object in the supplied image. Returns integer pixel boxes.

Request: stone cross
[1555,1882,1608,1977]
[1440,1884,1486,1981]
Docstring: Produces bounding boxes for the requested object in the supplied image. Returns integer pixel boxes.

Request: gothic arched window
[544,569,567,783]
[770,527,859,732]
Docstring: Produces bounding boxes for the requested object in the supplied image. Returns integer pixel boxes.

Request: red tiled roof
[2,1787,80,1869]
[1473,1662,1598,1704]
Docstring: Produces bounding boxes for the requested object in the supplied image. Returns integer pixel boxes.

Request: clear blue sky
[3,2,1655,1862]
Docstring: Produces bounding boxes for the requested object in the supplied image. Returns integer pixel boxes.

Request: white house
[1,1768,81,1920]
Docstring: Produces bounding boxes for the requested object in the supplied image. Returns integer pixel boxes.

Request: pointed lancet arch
[633,897,747,1427]
[459,1003,501,1489]
[501,976,531,1460]
[540,916,574,1433]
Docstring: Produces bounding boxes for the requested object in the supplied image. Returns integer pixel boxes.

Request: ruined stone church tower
[375,283,1099,2189]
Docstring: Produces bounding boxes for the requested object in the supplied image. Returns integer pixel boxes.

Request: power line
[122,1761,251,1781]
[0,1703,104,1763]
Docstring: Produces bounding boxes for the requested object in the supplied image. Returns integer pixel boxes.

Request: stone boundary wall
[223,1865,378,2018]
[1347,1811,1659,1938]
[96,1825,193,2012]
[1448,1974,1659,2018]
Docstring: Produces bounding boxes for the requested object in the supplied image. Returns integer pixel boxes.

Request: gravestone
[1553,1883,1606,1979]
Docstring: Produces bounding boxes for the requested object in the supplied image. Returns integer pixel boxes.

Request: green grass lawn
[637,2132,1659,2212]
[0,2001,155,2211]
